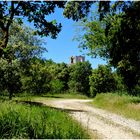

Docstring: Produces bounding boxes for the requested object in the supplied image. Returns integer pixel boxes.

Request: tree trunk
[9,90,13,100]
[0,1,16,57]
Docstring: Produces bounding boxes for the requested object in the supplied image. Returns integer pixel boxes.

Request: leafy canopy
[73,1,140,94]
[0,1,65,55]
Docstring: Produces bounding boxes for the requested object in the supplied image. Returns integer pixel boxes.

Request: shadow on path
[41,95,62,98]
[15,100,87,113]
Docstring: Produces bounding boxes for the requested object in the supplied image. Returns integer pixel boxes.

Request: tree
[68,61,92,96]
[108,2,140,94]
[89,65,117,97]
[21,58,51,94]
[55,63,69,91]
[63,1,93,21]
[73,1,140,95]
[3,22,46,57]
[50,79,64,94]
[47,62,69,92]
[0,22,47,99]
[74,17,108,58]
[0,1,114,57]
[0,58,21,99]
[0,1,65,56]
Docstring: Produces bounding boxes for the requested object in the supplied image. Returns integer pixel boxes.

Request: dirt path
[36,99,140,139]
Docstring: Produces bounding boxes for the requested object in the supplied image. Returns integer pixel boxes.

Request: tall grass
[0,101,89,139]
[92,93,140,121]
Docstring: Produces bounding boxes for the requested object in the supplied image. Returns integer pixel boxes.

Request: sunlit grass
[92,93,140,121]
[0,101,90,139]
[14,92,89,102]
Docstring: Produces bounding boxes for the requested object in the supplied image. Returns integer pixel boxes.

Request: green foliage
[89,65,116,97]
[0,1,66,52]
[20,59,70,95]
[5,22,47,62]
[75,2,140,95]
[63,1,93,21]
[48,62,69,92]
[0,58,21,99]
[1,28,94,97]
[113,71,126,92]
[92,93,140,121]
[0,101,89,139]
[50,79,64,94]
[68,61,92,96]
[132,80,140,96]
[0,22,47,99]
[107,2,140,94]
[74,16,109,58]
[21,59,51,94]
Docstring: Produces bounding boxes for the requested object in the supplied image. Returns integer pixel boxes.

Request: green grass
[0,100,90,139]
[92,93,140,121]
[14,93,89,102]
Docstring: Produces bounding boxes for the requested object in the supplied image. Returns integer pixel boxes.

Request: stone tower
[70,55,85,64]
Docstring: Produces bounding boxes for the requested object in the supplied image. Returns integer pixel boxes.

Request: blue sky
[37,7,107,68]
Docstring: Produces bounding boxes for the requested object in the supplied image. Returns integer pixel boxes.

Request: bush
[68,61,92,96]
[89,65,117,97]
[113,72,126,92]
[0,58,21,99]
[132,79,140,96]
[50,79,64,93]
[21,60,52,95]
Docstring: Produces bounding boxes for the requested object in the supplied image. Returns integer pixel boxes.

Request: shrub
[50,79,64,93]
[113,72,126,92]
[0,58,21,99]
[89,65,116,97]
[68,61,92,96]
[21,60,52,95]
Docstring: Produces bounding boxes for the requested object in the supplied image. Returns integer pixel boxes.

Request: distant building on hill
[70,55,85,64]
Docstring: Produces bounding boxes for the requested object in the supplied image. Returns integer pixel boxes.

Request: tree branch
[6,1,15,29]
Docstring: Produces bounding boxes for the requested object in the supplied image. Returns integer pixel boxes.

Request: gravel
[37,99,140,139]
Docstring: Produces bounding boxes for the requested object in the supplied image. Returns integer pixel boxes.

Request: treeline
[0,22,139,99]
[0,55,126,99]
[0,58,92,97]
[0,21,126,98]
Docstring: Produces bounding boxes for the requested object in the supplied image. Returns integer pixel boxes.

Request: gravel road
[36,99,140,139]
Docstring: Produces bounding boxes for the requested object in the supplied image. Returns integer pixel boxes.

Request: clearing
[34,98,140,139]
